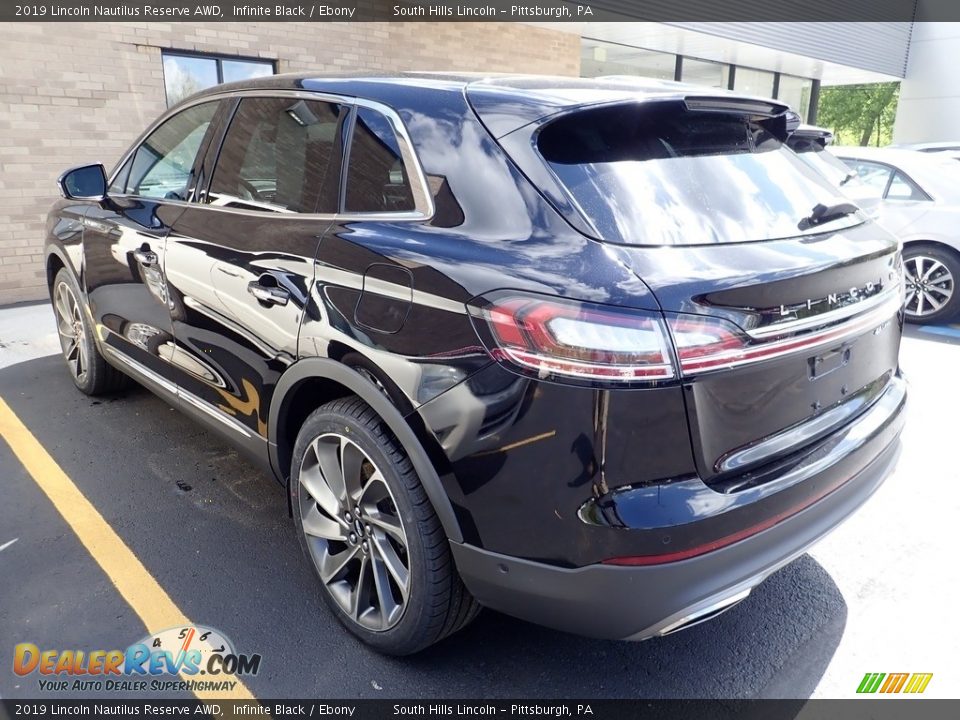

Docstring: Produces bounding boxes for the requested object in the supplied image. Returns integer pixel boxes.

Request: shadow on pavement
[0,356,846,700]
[378,553,846,699]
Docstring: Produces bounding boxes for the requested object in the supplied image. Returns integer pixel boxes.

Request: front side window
[109,156,133,195]
[345,107,416,213]
[124,101,219,200]
[208,97,345,214]
[537,101,856,246]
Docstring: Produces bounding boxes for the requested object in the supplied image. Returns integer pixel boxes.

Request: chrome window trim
[348,96,435,219]
[107,88,435,223]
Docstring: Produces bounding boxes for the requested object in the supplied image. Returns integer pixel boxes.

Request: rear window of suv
[537,101,860,246]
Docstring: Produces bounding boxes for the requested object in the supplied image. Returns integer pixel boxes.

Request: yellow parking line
[0,395,256,702]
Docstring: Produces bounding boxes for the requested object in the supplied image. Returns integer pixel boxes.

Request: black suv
[46,74,906,654]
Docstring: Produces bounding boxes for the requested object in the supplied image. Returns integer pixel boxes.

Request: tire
[51,268,129,395]
[290,396,480,655]
[902,244,960,324]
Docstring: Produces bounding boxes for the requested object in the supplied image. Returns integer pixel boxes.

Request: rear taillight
[668,315,747,373]
[468,293,674,385]
[469,290,900,385]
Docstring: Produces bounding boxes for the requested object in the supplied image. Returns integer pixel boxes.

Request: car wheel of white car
[902,244,960,324]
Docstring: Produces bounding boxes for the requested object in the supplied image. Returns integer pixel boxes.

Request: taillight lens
[666,292,899,374]
[469,293,674,384]
[470,292,896,385]
[667,315,751,374]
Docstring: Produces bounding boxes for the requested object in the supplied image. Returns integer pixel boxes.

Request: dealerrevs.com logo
[13,625,261,693]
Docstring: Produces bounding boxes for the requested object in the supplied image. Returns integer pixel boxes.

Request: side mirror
[58,164,108,201]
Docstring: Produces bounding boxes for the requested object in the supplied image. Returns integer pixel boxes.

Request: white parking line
[0,538,18,552]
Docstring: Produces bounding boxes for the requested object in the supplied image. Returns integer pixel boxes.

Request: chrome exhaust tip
[656,587,752,637]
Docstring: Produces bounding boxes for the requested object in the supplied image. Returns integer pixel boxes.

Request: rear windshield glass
[794,147,876,200]
[537,102,860,246]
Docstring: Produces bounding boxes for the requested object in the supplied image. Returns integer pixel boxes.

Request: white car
[786,126,879,207]
[820,144,960,324]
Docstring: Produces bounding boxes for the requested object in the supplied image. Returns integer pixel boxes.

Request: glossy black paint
[44,74,905,633]
[82,196,184,383]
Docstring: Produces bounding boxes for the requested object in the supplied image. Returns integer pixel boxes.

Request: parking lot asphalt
[1,304,958,700]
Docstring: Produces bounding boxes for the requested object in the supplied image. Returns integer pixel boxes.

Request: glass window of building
[777,74,814,121]
[734,67,776,98]
[680,58,730,89]
[162,51,275,107]
[580,39,675,81]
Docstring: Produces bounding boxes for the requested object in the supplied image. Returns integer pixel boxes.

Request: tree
[818,82,900,147]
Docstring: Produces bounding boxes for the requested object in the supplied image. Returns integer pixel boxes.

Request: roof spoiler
[787,124,835,148]
[684,95,801,141]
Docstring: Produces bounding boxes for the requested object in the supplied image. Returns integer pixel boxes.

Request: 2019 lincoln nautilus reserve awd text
[45,73,907,654]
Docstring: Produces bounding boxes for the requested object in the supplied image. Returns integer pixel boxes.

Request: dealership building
[0,19,955,304]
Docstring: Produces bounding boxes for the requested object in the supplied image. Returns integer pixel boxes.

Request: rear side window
[345,107,415,213]
[848,160,893,199]
[208,97,345,213]
[536,101,856,246]
[886,171,929,201]
[125,101,219,200]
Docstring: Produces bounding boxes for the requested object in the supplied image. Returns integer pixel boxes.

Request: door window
[886,171,929,201]
[344,106,416,213]
[125,101,220,200]
[207,97,345,213]
[848,160,893,199]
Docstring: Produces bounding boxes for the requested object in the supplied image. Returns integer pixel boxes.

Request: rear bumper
[450,379,904,640]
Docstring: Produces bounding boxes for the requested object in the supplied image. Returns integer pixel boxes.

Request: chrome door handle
[247,281,289,306]
[133,248,158,266]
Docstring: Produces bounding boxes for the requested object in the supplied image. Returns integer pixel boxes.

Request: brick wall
[0,21,580,304]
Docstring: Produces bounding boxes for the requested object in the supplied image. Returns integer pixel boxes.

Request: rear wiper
[839,170,858,186]
[798,202,860,231]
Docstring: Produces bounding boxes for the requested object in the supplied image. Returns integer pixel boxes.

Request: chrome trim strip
[681,292,903,376]
[717,379,885,474]
[747,285,903,340]
[316,265,468,315]
[103,346,177,394]
[102,346,252,439]
[178,390,253,438]
[715,375,906,502]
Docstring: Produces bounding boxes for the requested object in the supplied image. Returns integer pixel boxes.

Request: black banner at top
[3,0,960,22]
[3,700,960,720]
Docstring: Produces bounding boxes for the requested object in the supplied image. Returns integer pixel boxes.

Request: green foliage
[818,82,900,147]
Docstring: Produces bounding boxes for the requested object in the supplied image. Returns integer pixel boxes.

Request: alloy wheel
[54,281,89,383]
[904,254,954,319]
[297,433,411,631]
